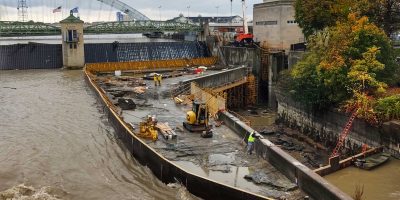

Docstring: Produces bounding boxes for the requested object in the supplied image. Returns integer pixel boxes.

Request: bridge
[0,0,204,37]
[0,21,202,37]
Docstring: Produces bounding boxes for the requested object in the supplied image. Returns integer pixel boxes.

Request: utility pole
[230,0,233,26]
[158,6,162,21]
[242,0,248,34]
[187,6,190,20]
[216,6,219,23]
[17,0,28,22]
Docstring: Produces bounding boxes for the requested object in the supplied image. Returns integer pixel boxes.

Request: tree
[289,13,397,111]
[294,0,400,37]
[294,0,355,37]
[360,0,400,37]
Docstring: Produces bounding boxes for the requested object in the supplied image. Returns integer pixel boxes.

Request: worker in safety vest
[247,131,258,155]
[153,74,158,86]
[157,74,162,86]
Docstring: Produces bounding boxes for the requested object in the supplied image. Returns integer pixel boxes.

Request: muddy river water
[325,158,400,200]
[0,70,193,199]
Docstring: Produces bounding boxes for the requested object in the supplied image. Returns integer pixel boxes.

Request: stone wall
[275,90,400,158]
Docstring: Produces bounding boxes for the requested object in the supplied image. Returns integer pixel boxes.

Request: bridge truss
[0,21,61,36]
[85,21,202,34]
[0,21,202,37]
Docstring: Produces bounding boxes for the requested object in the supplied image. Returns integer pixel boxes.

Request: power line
[17,0,28,22]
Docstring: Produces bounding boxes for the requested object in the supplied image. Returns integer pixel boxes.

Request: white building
[253,0,304,51]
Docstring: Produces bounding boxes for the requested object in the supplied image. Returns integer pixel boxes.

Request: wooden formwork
[190,82,226,117]
[86,57,218,73]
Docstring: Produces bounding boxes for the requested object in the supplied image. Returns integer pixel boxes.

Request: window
[66,30,78,42]
[255,21,277,26]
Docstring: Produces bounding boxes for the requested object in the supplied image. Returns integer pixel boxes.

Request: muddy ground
[95,71,308,200]
[236,108,329,169]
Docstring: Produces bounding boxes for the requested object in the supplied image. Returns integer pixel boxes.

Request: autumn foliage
[288,12,400,124]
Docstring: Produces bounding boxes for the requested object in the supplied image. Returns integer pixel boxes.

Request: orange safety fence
[86,57,218,73]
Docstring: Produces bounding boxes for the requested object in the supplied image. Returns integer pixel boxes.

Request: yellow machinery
[138,116,158,141]
[183,101,213,137]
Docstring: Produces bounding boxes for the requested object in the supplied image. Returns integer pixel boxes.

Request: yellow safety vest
[248,132,255,142]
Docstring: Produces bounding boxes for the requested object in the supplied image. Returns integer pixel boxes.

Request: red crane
[330,110,358,158]
[232,0,254,47]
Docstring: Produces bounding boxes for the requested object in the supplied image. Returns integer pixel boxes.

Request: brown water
[0,70,192,200]
[325,158,400,200]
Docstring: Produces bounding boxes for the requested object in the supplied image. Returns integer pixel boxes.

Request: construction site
[2,0,400,199]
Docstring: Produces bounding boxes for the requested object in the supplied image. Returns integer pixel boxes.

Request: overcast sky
[0,0,262,22]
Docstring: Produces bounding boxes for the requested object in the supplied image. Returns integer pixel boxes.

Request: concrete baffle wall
[60,13,85,68]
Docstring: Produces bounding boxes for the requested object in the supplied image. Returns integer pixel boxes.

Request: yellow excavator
[183,101,213,138]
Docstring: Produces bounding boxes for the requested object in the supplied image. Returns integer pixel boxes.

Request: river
[325,158,400,200]
[0,69,193,199]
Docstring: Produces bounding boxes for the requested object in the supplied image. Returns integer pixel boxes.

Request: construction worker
[157,74,162,86]
[153,73,158,86]
[247,131,258,155]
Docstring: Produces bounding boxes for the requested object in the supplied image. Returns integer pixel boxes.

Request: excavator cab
[183,101,210,133]
[233,32,254,47]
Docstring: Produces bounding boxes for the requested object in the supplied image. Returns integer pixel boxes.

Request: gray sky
[0,0,262,22]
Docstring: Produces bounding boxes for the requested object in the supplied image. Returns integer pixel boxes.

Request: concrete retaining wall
[275,90,400,158]
[221,47,261,71]
[182,67,248,89]
[218,111,353,200]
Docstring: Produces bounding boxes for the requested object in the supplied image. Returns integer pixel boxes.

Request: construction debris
[156,122,177,140]
[133,86,147,94]
[117,98,136,110]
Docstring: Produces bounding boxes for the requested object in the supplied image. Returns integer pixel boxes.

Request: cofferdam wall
[83,68,272,200]
[84,41,211,63]
[0,41,211,70]
[0,43,62,70]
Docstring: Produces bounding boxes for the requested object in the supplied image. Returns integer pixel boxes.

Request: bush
[375,95,400,121]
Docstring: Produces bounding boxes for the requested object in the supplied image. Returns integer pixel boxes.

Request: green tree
[294,0,353,37]
[360,0,400,37]
[289,14,397,111]
[294,0,400,37]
